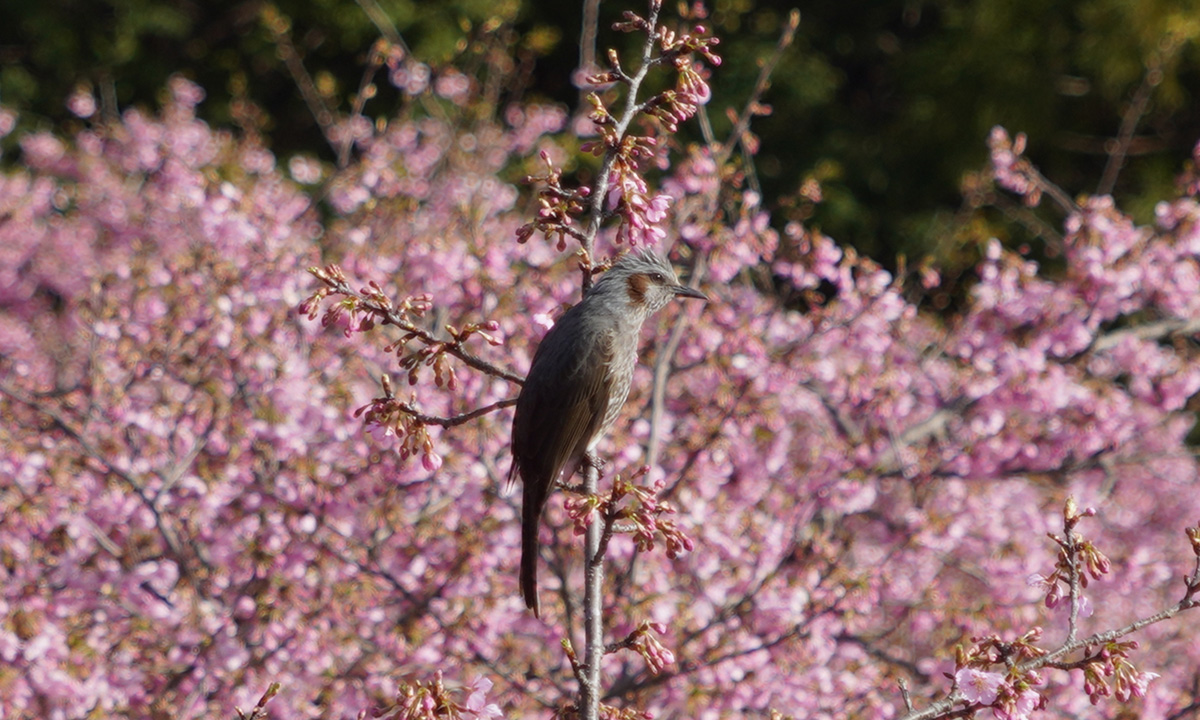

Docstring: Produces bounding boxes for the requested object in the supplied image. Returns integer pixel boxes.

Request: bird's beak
[672,285,708,301]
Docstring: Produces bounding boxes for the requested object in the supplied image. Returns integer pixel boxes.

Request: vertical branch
[354,0,406,46]
[580,0,602,80]
[340,44,386,169]
[579,0,665,291]
[574,5,665,719]
[580,459,604,720]
[1065,507,1083,645]
[714,9,799,167]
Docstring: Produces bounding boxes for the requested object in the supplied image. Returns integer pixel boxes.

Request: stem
[262,8,337,152]
[715,9,800,167]
[397,397,518,428]
[1097,61,1162,196]
[320,272,525,385]
[580,459,604,720]
[1065,524,1082,645]
[576,5,664,719]
[579,0,664,291]
[896,552,1200,720]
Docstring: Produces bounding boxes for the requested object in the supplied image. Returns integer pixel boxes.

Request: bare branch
[308,267,524,385]
[1091,316,1200,354]
[1097,59,1164,195]
[897,519,1200,720]
[579,0,603,82]
[715,9,800,166]
[261,7,337,153]
[395,397,518,428]
[579,1,665,291]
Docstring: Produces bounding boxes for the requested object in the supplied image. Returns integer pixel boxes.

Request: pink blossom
[168,75,205,109]
[20,132,66,168]
[993,689,1041,720]
[422,450,443,472]
[367,421,397,444]
[0,108,16,138]
[434,70,472,103]
[288,155,323,184]
[1124,671,1159,700]
[465,676,504,719]
[390,61,431,95]
[957,668,1003,705]
[67,87,97,118]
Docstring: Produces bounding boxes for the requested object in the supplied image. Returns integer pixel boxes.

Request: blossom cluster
[2,19,1200,720]
[522,1,719,254]
[375,674,502,720]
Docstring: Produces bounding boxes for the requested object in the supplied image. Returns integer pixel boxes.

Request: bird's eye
[649,272,665,283]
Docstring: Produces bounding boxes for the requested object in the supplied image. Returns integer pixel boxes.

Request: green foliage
[4,0,1200,278]
[714,0,1200,271]
[0,0,527,138]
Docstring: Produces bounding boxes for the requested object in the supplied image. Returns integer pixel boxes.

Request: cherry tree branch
[1097,61,1161,196]
[1095,33,1185,197]
[303,264,523,386]
[391,397,518,428]
[0,382,191,567]
[714,9,799,167]
[897,505,1200,720]
[578,1,665,290]
[261,7,337,153]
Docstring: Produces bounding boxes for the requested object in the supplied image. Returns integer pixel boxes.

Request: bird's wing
[511,310,614,487]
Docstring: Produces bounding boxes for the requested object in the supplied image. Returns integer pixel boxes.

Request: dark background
[4,0,1199,279]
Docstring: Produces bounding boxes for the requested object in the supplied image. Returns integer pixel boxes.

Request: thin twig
[1032,553,1200,670]
[0,383,188,564]
[262,8,338,152]
[1065,520,1082,645]
[899,678,914,713]
[989,191,1065,253]
[1090,316,1200,354]
[1097,61,1163,195]
[340,46,385,169]
[317,272,524,385]
[645,251,707,468]
[898,539,1200,720]
[715,9,800,166]
[354,0,405,46]
[579,1,664,290]
[580,0,603,83]
[397,398,517,427]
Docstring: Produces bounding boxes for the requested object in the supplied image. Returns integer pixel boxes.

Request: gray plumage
[509,249,707,616]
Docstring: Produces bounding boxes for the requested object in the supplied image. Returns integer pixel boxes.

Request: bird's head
[594,248,708,315]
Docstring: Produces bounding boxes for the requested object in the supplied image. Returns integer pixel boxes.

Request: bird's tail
[520,475,546,617]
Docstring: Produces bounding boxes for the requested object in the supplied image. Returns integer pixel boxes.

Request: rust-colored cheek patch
[626,273,650,306]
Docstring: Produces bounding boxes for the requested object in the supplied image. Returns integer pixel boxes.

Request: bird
[509,248,708,616]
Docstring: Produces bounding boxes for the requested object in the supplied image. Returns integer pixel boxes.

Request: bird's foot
[559,452,606,495]
[560,481,588,494]
[582,451,604,471]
